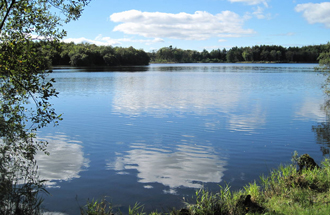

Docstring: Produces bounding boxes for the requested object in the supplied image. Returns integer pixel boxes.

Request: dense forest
[44,42,329,66]
[48,42,150,66]
[149,44,329,63]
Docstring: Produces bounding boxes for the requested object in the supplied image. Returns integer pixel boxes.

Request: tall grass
[80,198,113,215]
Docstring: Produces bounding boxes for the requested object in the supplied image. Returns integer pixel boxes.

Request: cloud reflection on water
[111,73,267,133]
[228,104,266,133]
[295,96,326,121]
[107,141,226,192]
[35,133,89,188]
[112,73,241,116]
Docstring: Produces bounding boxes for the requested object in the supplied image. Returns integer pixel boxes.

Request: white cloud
[63,36,120,46]
[217,34,244,38]
[272,32,295,36]
[252,6,272,19]
[63,35,164,46]
[228,0,269,7]
[110,10,255,40]
[295,2,330,28]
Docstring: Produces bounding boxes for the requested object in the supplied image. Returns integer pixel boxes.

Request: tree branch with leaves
[0,0,90,213]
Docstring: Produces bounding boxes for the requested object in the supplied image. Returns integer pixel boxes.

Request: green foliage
[318,42,330,71]
[316,42,330,95]
[242,48,253,61]
[243,181,261,202]
[50,43,150,66]
[151,44,327,64]
[0,150,49,215]
[189,188,220,214]
[260,156,330,214]
[0,0,91,160]
[80,198,113,215]
[80,199,148,215]
[182,153,330,215]
[0,0,90,213]
[128,202,145,215]
[312,42,330,156]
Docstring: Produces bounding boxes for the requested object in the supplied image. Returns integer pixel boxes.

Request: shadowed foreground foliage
[0,0,90,214]
[81,152,330,215]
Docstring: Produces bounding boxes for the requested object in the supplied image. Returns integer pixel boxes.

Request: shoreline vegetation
[149,61,316,64]
[46,42,329,67]
[80,152,330,215]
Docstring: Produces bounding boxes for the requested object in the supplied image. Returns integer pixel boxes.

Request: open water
[38,63,330,214]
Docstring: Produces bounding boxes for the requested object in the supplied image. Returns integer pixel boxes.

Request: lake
[38,63,329,214]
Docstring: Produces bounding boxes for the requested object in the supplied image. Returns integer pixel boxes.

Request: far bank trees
[150,44,328,63]
[50,42,150,66]
[46,43,326,66]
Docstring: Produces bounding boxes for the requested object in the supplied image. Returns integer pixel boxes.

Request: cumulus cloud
[252,6,272,19]
[295,2,330,28]
[228,0,269,7]
[217,34,243,38]
[63,35,164,46]
[110,10,255,40]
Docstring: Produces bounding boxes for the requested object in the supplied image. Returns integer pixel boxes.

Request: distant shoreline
[149,61,319,64]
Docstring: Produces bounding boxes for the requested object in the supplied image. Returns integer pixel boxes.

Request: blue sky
[61,0,330,51]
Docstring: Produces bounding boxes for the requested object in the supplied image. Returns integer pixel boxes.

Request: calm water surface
[38,63,329,214]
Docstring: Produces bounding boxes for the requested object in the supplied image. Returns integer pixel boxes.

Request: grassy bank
[81,152,330,215]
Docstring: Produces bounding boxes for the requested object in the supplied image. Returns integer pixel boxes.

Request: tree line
[149,44,329,63]
[44,43,328,66]
[48,42,150,66]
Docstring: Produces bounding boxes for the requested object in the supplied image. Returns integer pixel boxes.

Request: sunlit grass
[80,198,113,215]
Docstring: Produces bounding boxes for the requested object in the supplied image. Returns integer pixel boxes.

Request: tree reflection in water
[313,49,330,156]
[312,100,330,156]
[0,144,47,215]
